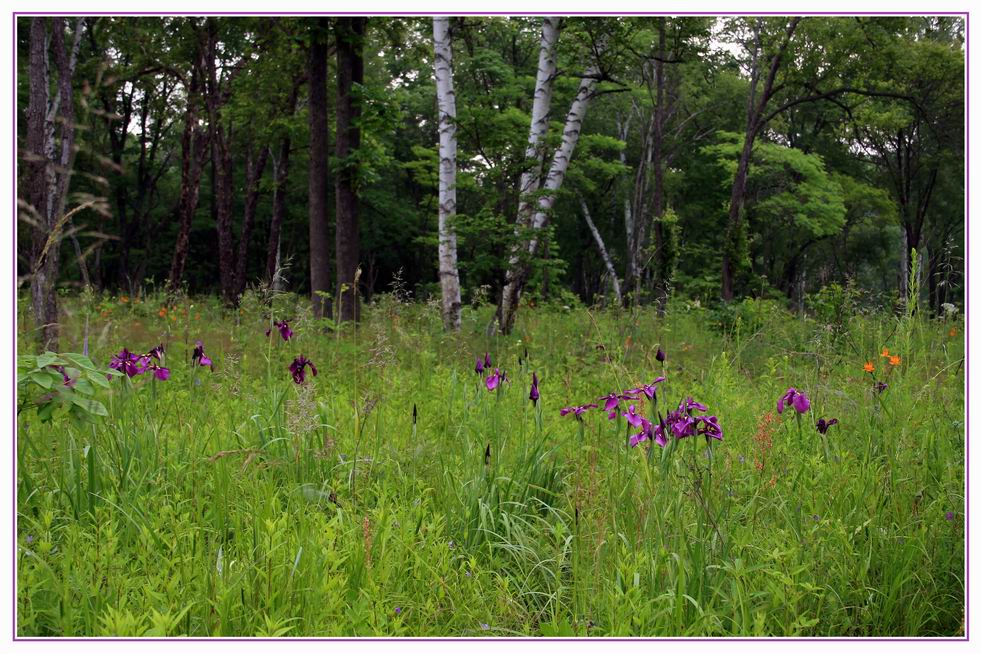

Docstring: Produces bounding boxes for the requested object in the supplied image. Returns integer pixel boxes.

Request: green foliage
[16,297,965,636]
[17,352,121,424]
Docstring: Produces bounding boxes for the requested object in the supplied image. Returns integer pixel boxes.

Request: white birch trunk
[499,67,599,332]
[515,17,561,228]
[498,17,561,333]
[433,17,462,330]
[580,197,622,305]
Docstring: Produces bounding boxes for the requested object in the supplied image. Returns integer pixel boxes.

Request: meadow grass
[15,291,965,636]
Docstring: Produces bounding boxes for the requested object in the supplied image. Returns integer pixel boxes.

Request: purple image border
[9,8,970,643]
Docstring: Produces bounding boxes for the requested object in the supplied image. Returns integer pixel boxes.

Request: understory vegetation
[16,290,965,636]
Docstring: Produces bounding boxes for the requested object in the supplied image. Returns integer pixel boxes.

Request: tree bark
[335,17,366,323]
[23,18,83,351]
[168,35,209,292]
[265,81,300,285]
[433,17,463,331]
[499,65,599,334]
[234,145,270,297]
[580,197,622,305]
[308,17,332,319]
[720,17,801,302]
[498,17,560,333]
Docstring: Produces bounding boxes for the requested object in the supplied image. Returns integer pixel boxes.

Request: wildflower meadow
[15,291,965,637]
[14,12,965,640]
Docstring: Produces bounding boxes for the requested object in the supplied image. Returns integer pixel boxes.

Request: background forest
[16,15,965,344]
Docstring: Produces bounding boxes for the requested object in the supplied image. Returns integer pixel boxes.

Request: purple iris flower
[629,418,655,447]
[656,348,666,363]
[485,368,507,391]
[266,320,293,341]
[629,376,666,401]
[653,418,669,447]
[289,355,318,384]
[597,392,620,415]
[110,348,144,378]
[698,415,724,441]
[147,344,165,361]
[636,398,721,447]
[529,372,540,404]
[777,387,810,415]
[144,362,170,381]
[52,365,77,388]
[475,356,484,375]
[622,404,645,428]
[816,418,838,434]
[560,403,597,418]
[192,341,214,370]
[875,381,889,394]
[682,397,708,413]
[484,352,492,368]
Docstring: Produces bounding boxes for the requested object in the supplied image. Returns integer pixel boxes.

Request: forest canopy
[16,15,965,346]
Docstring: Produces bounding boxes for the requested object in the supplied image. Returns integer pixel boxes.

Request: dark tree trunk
[308,17,332,319]
[266,80,300,285]
[168,38,209,292]
[23,18,83,351]
[335,17,366,323]
[234,145,270,297]
[25,18,57,349]
[721,17,801,302]
[203,20,239,305]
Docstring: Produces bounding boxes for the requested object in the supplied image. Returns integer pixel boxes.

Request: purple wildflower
[484,352,492,368]
[485,368,508,391]
[628,417,655,447]
[289,355,318,384]
[266,320,293,341]
[816,418,838,435]
[629,376,666,401]
[147,344,165,361]
[529,372,540,404]
[945,511,955,521]
[192,341,214,370]
[475,356,484,375]
[110,348,145,378]
[395,607,402,615]
[145,362,170,381]
[875,381,889,394]
[656,347,666,363]
[777,387,810,415]
[597,392,620,414]
[560,403,598,418]
[698,415,724,441]
[622,404,646,429]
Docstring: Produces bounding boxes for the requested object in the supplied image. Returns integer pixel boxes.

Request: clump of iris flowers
[109,345,171,381]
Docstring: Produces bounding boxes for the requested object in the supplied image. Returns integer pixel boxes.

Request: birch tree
[497,17,560,334]
[499,57,600,334]
[433,17,462,331]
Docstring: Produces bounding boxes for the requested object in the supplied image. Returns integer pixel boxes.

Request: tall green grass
[16,291,964,636]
